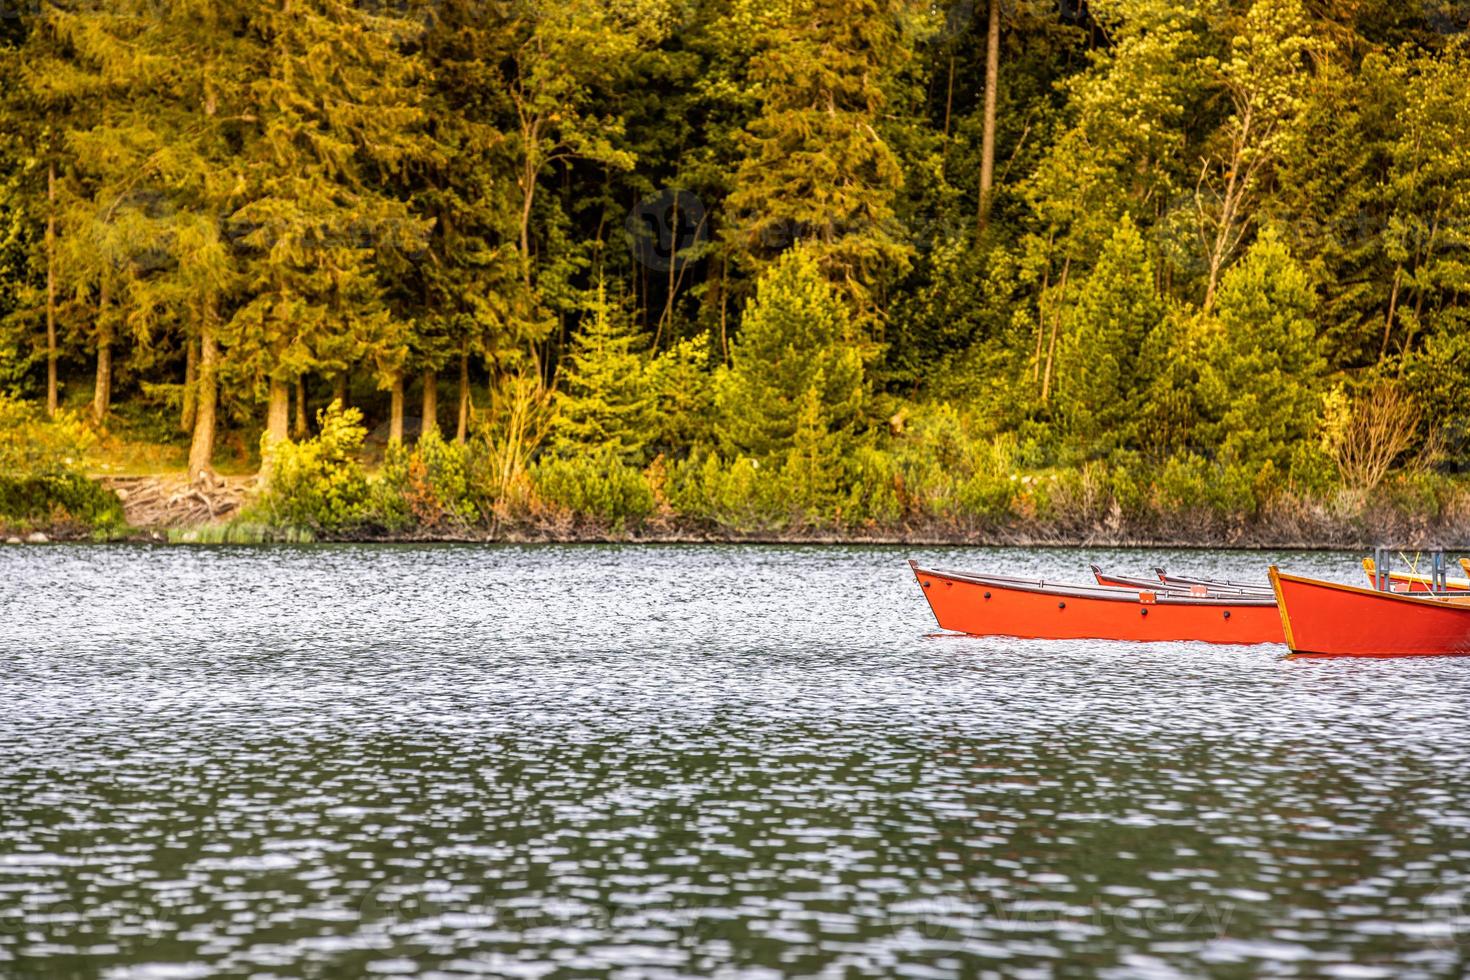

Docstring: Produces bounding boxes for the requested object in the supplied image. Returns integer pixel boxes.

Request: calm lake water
[3,544,1470,979]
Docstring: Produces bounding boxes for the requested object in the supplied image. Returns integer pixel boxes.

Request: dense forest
[1,0,1468,540]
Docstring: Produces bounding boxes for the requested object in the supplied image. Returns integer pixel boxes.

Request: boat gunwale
[1270,566,1470,608]
[912,564,1280,607]
[1361,557,1470,591]
[1091,565,1273,598]
[1150,567,1275,595]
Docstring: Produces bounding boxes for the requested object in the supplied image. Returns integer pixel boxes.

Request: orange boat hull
[1271,567,1470,657]
[913,566,1284,645]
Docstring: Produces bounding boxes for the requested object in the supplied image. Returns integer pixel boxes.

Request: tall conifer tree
[228,0,430,465]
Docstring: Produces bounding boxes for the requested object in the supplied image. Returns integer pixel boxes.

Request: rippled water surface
[3,544,1470,979]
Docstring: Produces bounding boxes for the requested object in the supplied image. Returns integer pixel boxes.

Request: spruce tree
[646,334,714,458]
[549,280,654,462]
[715,245,865,459]
[1199,228,1323,471]
[1057,216,1165,455]
[227,0,429,465]
[408,0,538,442]
[726,0,913,309]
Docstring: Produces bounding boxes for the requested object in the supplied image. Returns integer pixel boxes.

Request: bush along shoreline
[136,400,1464,550]
[221,245,1470,550]
[0,397,127,541]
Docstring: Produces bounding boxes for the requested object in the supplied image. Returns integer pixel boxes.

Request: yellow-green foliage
[0,395,124,533]
[668,454,791,532]
[254,402,371,532]
[0,394,96,476]
[530,447,656,529]
[376,431,483,531]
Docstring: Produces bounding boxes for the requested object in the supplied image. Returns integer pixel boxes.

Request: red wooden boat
[1269,566,1470,657]
[1360,557,1470,593]
[911,562,1283,644]
[1091,565,1273,597]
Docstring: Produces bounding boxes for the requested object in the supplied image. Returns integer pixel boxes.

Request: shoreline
[3,474,1466,552]
[13,521,1465,552]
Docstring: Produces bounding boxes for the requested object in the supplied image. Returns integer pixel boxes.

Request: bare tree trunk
[266,380,290,444]
[976,0,1001,235]
[456,346,470,443]
[260,377,290,479]
[181,338,198,433]
[92,279,112,426]
[46,161,58,417]
[188,317,218,480]
[389,373,405,444]
[92,343,112,425]
[519,152,537,290]
[1380,268,1403,363]
[332,371,347,408]
[1031,263,1051,383]
[719,251,730,363]
[1040,256,1071,404]
[1200,108,1254,312]
[293,375,308,438]
[421,367,439,438]
[943,53,956,140]
[656,194,680,348]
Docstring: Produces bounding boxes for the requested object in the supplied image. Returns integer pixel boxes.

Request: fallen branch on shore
[103,472,256,529]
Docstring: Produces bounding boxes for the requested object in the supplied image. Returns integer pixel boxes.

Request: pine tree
[227,0,430,467]
[715,245,865,459]
[14,2,173,426]
[504,0,652,289]
[409,0,541,443]
[1024,1,1206,270]
[1199,0,1314,310]
[781,380,842,520]
[646,333,715,458]
[549,280,654,462]
[1199,228,1323,471]
[10,3,113,416]
[726,0,914,310]
[1056,216,1166,454]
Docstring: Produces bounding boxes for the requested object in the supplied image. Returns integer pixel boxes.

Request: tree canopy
[2,0,1468,529]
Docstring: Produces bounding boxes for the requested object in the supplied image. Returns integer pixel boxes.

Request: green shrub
[1288,438,1337,498]
[1106,451,1149,517]
[0,394,96,476]
[1219,461,1269,515]
[1381,470,1457,520]
[253,402,371,532]
[0,395,124,535]
[840,444,902,527]
[1043,461,1112,524]
[531,447,655,529]
[374,431,483,531]
[1154,454,1214,513]
[370,444,414,532]
[668,453,789,532]
[949,432,1023,523]
[0,471,127,534]
[955,471,1015,521]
